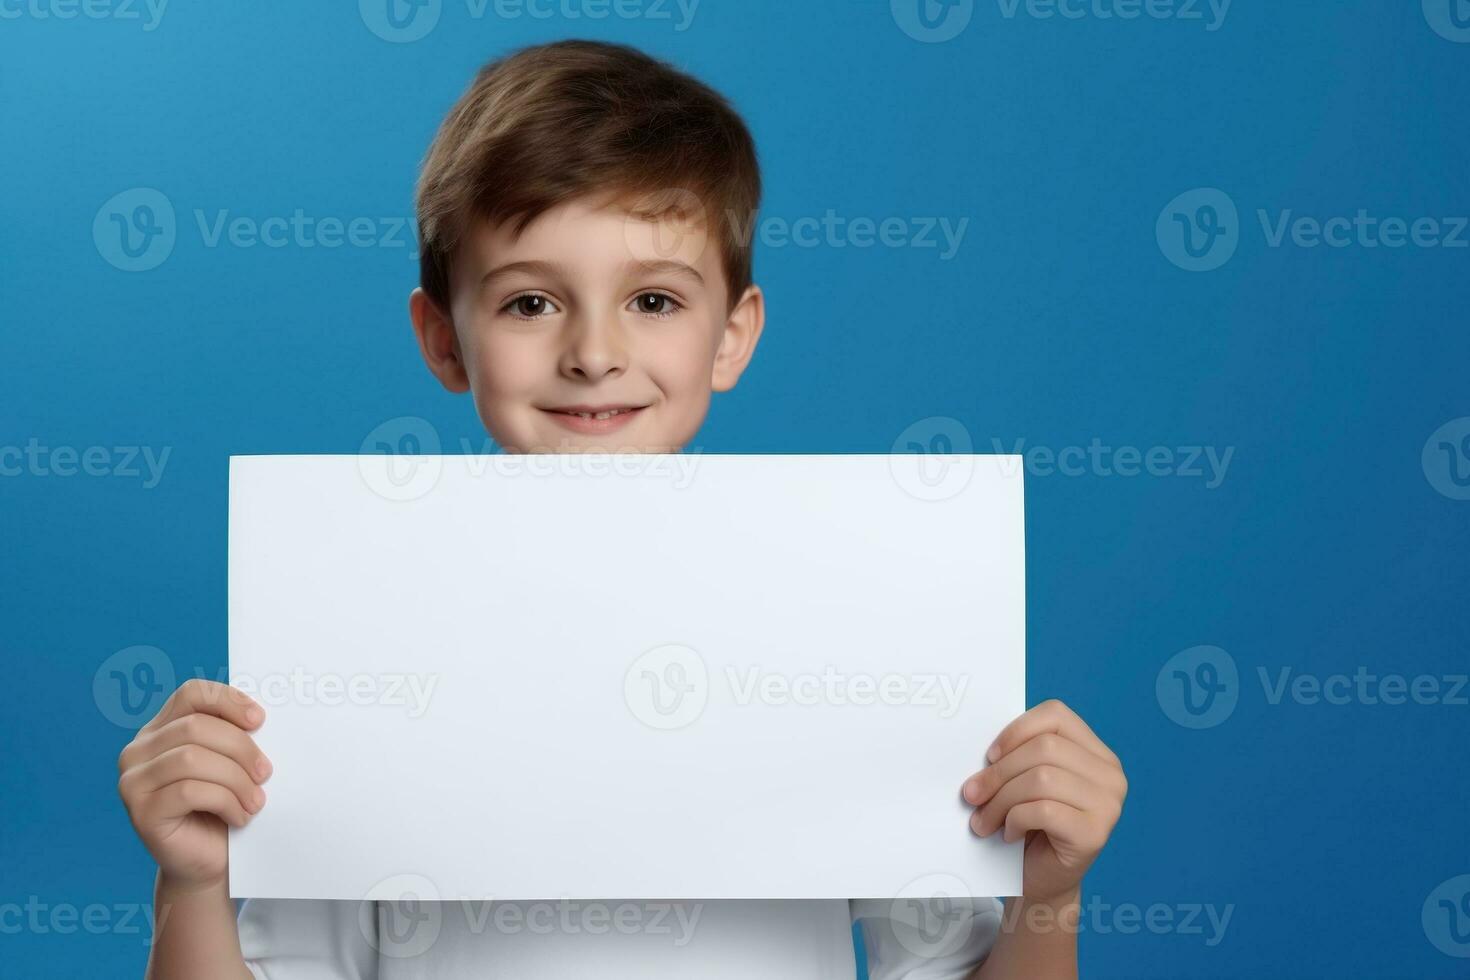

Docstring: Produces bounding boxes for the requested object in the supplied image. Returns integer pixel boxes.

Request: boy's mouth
[539,403,648,435]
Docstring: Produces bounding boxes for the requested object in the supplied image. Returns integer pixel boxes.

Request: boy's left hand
[960,699,1127,904]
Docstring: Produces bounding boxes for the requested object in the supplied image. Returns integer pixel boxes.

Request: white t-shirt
[239,896,1001,979]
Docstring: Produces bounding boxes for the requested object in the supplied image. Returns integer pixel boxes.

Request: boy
[117,40,1126,979]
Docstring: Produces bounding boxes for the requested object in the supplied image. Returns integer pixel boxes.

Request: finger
[142,679,264,735]
[1001,798,1091,846]
[971,765,1104,837]
[123,745,265,816]
[121,713,272,782]
[140,778,254,830]
[987,699,1116,766]
[963,731,1119,807]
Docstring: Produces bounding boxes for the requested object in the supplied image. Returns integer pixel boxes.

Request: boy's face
[410,195,764,453]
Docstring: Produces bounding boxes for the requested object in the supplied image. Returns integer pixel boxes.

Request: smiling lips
[541,404,648,434]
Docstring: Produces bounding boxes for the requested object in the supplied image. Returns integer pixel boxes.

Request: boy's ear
[410,287,470,393]
[711,284,766,393]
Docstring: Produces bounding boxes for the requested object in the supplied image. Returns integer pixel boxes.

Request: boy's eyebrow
[626,259,704,286]
[479,259,571,291]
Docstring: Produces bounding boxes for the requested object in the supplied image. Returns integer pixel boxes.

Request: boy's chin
[505,445,682,455]
[491,424,684,455]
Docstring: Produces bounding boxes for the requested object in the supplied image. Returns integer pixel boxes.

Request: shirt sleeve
[237,898,379,980]
[850,895,1002,980]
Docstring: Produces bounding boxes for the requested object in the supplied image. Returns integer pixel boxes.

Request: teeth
[569,409,631,420]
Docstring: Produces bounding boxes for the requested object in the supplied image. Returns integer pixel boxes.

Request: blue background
[2,1,1468,976]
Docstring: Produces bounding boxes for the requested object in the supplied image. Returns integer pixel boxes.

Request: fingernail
[251,788,266,811]
[255,756,272,780]
[986,742,1000,763]
[971,809,986,836]
[246,705,264,726]
[962,779,978,803]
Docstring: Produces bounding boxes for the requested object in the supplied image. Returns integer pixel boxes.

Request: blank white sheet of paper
[228,453,1025,902]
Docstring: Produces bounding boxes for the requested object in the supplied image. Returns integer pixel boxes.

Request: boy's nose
[558,312,629,382]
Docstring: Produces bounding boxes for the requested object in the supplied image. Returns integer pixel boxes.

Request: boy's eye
[503,293,559,319]
[630,292,682,317]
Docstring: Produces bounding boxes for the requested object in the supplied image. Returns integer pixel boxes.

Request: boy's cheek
[461,331,547,394]
[662,395,712,450]
[456,346,544,446]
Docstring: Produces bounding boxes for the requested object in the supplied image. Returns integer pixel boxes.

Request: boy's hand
[960,699,1126,903]
[116,679,271,891]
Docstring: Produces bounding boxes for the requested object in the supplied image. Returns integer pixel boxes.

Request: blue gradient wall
[1,2,1467,976]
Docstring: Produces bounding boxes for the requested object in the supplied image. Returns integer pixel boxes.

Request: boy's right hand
[116,679,271,891]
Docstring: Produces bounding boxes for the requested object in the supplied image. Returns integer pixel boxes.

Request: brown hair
[415,40,761,313]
